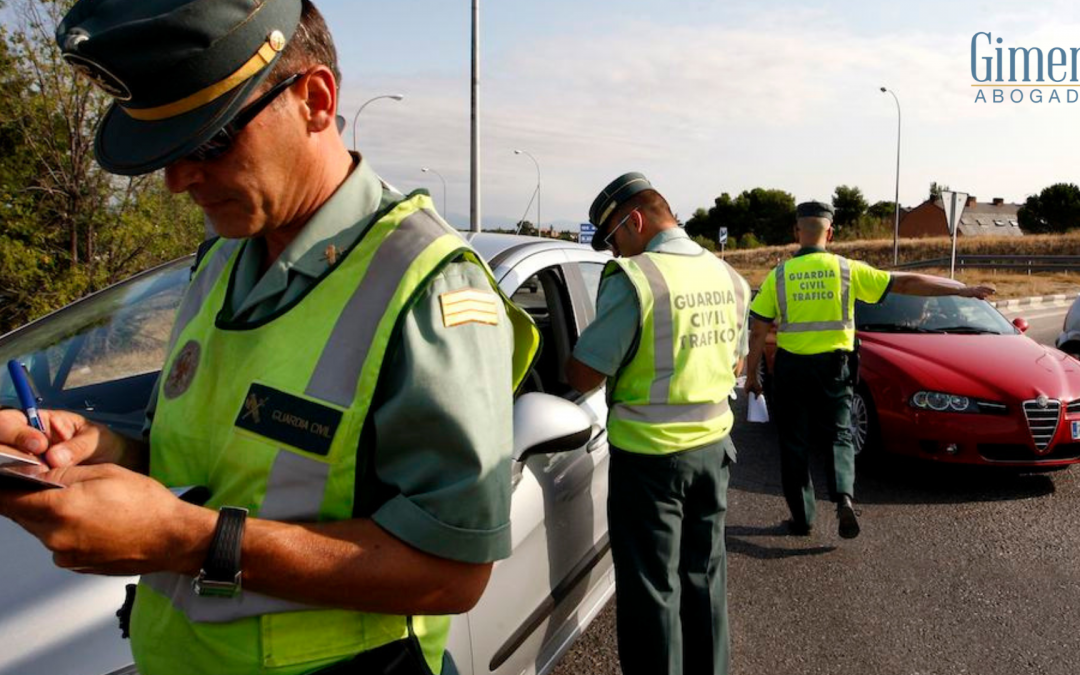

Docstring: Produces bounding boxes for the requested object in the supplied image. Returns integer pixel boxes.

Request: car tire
[1060,341,1080,360]
[850,386,879,463]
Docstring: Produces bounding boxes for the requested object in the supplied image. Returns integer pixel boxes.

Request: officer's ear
[826,225,835,243]
[297,66,338,134]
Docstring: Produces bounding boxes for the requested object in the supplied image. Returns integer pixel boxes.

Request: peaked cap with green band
[796,200,834,221]
[588,172,655,251]
[57,0,303,176]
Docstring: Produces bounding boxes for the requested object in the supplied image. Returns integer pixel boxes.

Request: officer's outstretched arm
[891,272,996,299]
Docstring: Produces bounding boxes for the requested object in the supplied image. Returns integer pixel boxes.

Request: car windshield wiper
[932,325,1000,335]
[858,323,944,334]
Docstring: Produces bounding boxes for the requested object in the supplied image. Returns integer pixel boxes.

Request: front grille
[1023,399,1062,451]
[1067,399,1080,414]
[979,443,1080,462]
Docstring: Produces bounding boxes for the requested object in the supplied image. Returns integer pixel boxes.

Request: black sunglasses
[183,73,302,163]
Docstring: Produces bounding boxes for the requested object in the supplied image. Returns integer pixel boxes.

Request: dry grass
[722,233,1080,299]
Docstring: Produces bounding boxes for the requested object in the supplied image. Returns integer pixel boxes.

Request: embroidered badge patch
[163,340,200,399]
[234,383,342,456]
[439,289,500,328]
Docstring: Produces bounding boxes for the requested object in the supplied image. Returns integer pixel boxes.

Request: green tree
[867,200,896,220]
[686,188,796,246]
[929,181,951,198]
[1018,183,1080,234]
[831,185,868,227]
[0,0,203,332]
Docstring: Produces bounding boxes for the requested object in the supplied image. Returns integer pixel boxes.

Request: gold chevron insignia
[440,288,500,327]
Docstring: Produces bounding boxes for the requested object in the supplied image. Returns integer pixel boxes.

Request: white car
[0,233,615,675]
[1056,295,1080,358]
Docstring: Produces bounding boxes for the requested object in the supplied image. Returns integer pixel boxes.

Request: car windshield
[855,293,1016,335]
[0,258,191,430]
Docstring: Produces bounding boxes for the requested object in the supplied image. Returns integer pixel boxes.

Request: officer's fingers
[43,418,108,468]
[0,409,49,458]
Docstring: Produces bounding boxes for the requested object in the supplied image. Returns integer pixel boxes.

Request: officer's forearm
[565,357,606,394]
[890,272,965,296]
[746,318,772,378]
[173,515,493,615]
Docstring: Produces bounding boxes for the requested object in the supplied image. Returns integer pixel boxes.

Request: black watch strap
[193,506,248,598]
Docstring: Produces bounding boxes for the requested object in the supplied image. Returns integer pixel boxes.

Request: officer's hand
[745,372,763,397]
[0,463,212,576]
[0,408,126,468]
[962,285,996,300]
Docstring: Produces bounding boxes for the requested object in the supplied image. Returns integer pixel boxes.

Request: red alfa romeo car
[762,293,1080,467]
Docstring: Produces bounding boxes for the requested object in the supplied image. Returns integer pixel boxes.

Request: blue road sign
[580,222,596,245]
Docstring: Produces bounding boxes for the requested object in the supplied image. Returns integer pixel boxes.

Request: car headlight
[910,390,982,413]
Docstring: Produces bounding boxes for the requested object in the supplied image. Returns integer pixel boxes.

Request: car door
[466,248,614,675]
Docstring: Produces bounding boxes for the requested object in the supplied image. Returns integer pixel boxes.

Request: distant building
[899,195,1022,238]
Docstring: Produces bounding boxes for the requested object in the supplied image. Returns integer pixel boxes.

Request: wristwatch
[193,506,248,598]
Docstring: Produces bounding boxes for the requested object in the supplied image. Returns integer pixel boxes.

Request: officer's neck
[259,144,356,272]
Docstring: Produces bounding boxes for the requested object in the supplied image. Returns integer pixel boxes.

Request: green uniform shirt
[574,228,750,377]
[750,246,893,355]
[148,156,516,562]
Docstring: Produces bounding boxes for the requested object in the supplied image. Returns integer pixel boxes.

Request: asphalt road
[552,304,1079,675]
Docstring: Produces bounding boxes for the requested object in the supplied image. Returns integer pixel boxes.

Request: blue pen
[7,360,45,433]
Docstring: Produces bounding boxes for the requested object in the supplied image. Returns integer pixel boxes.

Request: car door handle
[586,429,607,453]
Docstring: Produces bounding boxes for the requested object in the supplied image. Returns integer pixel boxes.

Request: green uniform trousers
[772,348,855,528]
[607,438,733,675]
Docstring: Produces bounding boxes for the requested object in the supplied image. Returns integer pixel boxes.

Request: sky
[321,1,1078,230]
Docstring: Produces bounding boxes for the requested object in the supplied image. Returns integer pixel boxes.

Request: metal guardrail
[893,255,1080,274]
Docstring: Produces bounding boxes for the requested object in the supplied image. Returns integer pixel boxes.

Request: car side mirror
[513,392,593,461]
[1013,317,1029,333]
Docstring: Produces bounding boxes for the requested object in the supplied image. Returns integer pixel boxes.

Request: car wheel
[1060,342,1080,360]
[850,386,878,461]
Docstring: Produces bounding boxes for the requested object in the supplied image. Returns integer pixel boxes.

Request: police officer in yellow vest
[745,201,994,539]
[0,1,539,674]
[565,173,750,675]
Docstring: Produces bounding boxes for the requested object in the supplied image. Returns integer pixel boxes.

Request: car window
[578,262,604,313]
[0,260,189,406]
[511,266,575,398]
[856,294,1016,335]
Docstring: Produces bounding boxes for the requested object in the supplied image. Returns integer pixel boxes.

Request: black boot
[837,495,860,539]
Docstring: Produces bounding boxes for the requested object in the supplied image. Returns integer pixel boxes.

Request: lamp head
[880,86,887,92]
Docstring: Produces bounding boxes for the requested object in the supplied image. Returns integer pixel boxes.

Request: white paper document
[0,451,63,490]
[747,392,770,423]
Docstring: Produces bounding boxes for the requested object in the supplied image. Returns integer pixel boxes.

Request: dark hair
[266,0,341,88]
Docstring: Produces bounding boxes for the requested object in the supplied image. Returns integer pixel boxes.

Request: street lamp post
[881,86,901,266]
[421,167,448,217]
[513,149,540,232]
[470,0,481,233]
[351,94,404,152]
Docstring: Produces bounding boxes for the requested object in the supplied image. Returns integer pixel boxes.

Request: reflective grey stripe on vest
[611,399,731,425]
[309,209,459,407]
[143,208,462,624]
[775,256,853,333]
[633,255,675,403]
[141,572,320,623]
[721,260,747,333]
[166,240,241,351]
